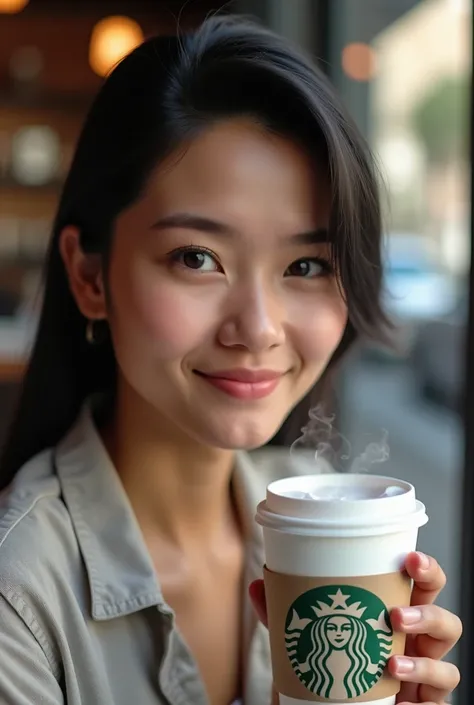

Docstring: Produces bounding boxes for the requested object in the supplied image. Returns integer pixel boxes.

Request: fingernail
[400,607,422,624]
[395,656,415,674]
[417,552,430,570]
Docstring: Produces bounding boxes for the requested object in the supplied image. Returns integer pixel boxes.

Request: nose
[218,280,286,352]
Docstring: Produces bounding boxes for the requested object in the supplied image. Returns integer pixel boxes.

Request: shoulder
[0,449,82,606]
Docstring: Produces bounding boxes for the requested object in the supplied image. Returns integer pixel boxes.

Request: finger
[391,604,462,654]
[419,685,457,704]
[389,655,460,695]
[392,603,462,660]
[249,579,268,627]
[405,552,446,605]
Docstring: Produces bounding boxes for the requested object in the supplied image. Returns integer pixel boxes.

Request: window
[328,1,471,684]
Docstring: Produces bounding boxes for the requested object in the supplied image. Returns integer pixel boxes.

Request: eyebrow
[151,212,329,244]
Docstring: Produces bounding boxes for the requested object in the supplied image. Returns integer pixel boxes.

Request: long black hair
[0,15,387,489]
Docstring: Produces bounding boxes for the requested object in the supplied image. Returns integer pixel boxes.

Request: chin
[201,414,285,451]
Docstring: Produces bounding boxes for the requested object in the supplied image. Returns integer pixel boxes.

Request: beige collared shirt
[0,404,308,705]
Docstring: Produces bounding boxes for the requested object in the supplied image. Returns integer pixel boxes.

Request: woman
[288,611,390,698]
[0,15,461,705]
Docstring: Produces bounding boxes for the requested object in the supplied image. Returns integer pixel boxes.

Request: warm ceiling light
[0,0,29,13]
[89,15,144,77]
[342,43,378,82]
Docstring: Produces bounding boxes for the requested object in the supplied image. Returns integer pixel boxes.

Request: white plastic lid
[256,473,428,537]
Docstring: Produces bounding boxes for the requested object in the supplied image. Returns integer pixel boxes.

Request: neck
[100,382,237,552]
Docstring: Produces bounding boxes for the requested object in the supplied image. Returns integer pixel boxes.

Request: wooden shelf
[1,183,60,219]
[0,90,93,116]
[0,178,62,192]
[0,179,63,194]
[0,359,25,383]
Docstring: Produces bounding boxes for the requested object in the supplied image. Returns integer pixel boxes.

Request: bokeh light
[89,15,144,77]
[0,0,29,13]
[9,46,43,83]
[341,42,378,82]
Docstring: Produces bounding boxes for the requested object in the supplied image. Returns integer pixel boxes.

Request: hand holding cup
[250,551,461,704]
[252,473,460,705]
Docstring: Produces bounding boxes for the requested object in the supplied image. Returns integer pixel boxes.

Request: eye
[169,246,222,272]
[285,257,332,278]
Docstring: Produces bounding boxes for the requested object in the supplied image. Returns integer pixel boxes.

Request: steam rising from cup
[290,404,390,473]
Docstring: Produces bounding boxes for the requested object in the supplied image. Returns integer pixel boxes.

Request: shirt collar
[54,402,265,622]
[55,403,162,620]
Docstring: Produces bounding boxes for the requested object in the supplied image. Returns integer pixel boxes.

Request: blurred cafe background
[0,0,472,701]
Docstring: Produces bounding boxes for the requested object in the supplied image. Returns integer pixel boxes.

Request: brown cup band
[264,567,412,703]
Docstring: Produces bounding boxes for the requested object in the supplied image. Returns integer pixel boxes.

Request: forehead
[140,119,331,232]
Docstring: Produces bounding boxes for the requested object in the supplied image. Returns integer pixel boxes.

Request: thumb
[249,579,268,627]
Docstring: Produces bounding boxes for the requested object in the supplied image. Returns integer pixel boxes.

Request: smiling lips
[195,368,285,400]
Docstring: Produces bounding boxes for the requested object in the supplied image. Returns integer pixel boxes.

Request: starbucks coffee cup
[256,473,428,705]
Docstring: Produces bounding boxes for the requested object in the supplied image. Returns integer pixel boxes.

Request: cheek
[293,293,348,363]
[109,263,219,360]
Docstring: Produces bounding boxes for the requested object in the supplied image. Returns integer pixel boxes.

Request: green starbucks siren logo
[285,585,393,700]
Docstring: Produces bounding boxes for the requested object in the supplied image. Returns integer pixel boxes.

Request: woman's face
[326,616,353,650]
[70,119,347,449]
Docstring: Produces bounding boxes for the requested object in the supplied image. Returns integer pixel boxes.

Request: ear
[59,226,107,320]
